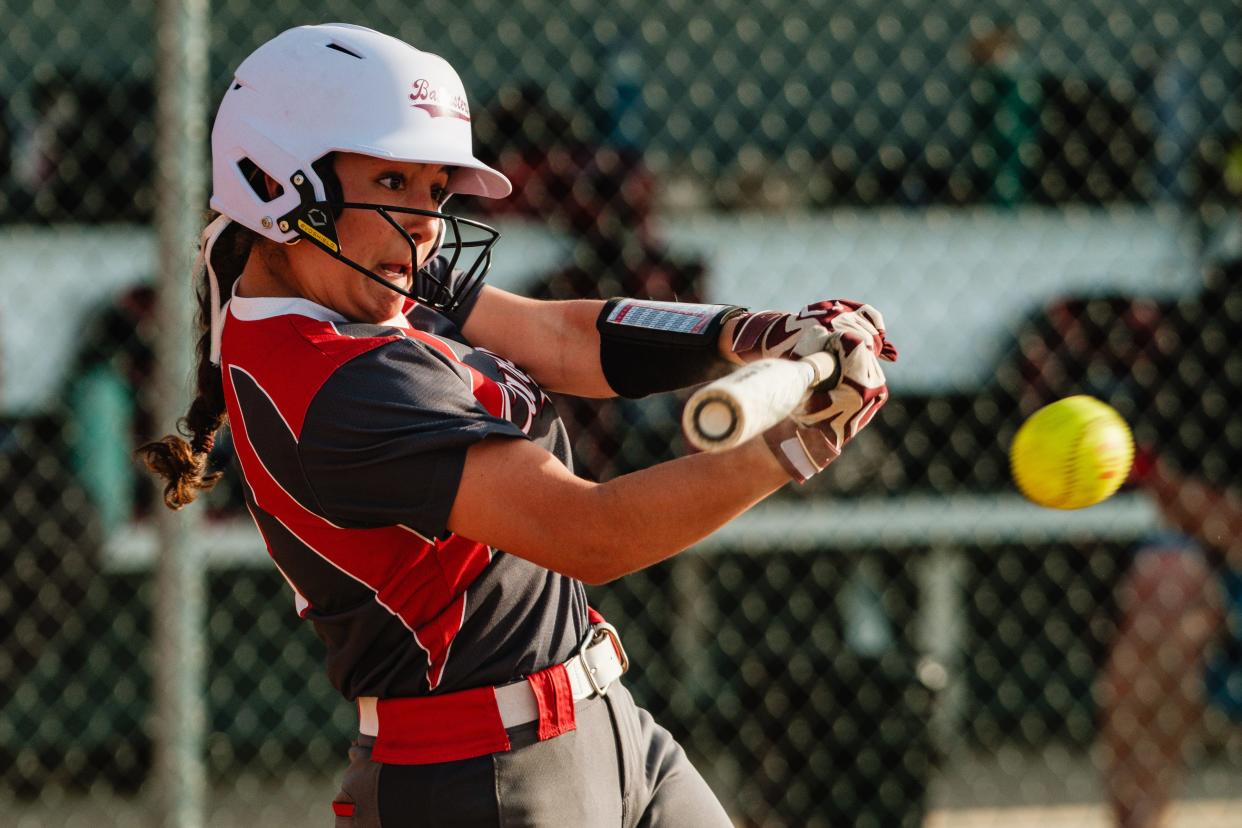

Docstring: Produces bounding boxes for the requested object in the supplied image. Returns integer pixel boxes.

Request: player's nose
[400,210,441,244]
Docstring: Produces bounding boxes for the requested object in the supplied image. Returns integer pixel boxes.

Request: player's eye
[431,183,448,204]
[377,173,405,191]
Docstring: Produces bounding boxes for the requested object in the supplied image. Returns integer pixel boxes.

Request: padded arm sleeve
[596,298,744,398]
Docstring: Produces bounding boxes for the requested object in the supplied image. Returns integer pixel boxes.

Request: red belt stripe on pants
[356,621,629,765]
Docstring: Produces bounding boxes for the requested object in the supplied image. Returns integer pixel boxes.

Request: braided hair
[136,216,254,509]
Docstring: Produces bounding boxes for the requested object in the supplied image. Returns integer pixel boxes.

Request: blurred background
[2,0,1241,826]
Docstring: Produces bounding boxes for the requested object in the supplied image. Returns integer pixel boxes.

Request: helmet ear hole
[237,157,284,202]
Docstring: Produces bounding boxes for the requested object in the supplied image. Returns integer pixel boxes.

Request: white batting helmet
[210,22,510,239]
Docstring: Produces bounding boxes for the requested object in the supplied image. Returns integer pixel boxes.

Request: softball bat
[682,351,838,452]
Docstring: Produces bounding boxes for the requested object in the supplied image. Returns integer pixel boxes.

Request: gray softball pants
[330,683,732,827]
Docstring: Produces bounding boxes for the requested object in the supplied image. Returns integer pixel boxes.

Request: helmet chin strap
[198,214,233,366]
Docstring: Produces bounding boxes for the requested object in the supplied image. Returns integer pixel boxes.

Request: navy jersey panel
[219,295,588,700]
[298,336,527,538]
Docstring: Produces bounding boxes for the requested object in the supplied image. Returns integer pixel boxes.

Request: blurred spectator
[1008,254,1242,827]
[472,82,586,219]
[62,285,157,531]
[968,25,1154,207]
[1097,255,1242,828]
[969,25,1042,206]
[10,72,153,223]
[1037,74,1152,205]
[60,284,242,525]
[535,146,704,302]
[1144,45,1199,204]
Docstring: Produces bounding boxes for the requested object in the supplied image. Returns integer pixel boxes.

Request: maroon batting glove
[730,300,898,364]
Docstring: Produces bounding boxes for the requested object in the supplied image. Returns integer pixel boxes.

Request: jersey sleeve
[297,337,526,538]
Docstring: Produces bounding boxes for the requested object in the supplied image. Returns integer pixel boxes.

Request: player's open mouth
[378,262,412,283]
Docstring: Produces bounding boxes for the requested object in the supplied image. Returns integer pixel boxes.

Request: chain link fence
[3,0,1241,825]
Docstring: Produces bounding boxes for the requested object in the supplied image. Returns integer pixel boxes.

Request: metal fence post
[153,1,210,825]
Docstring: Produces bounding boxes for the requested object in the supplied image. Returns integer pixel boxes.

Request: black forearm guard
[596,298,744,398]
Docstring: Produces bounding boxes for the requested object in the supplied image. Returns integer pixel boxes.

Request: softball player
[141,23,897,826]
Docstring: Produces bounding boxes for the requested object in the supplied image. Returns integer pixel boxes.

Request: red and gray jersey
[218,278,588,701]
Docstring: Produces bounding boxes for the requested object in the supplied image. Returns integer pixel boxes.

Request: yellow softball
[1009,395,1135,510]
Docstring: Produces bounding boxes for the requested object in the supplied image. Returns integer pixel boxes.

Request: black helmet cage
[276,168,501,315]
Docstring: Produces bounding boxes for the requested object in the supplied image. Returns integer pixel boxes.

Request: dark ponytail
[137,216,255,509]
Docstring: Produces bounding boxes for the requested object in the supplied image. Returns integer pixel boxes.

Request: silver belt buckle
[581,622,629,697]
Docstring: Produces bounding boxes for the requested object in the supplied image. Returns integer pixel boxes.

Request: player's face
[283,154,449,323]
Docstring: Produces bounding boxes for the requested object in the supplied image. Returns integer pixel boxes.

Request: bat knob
[692,397,738,442]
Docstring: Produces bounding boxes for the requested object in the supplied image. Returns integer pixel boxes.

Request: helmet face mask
[276,169,500,313]
[210,23,510,313]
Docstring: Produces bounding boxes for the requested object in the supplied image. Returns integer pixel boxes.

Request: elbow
[570,536,687,585]
[578,566,624,587]
[570,550,627,586]
[506,534,625,585]
[564,537,640,586]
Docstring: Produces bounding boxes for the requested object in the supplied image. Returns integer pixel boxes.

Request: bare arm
[447,434,790,584]
[462,286,748,397]
[461,286,613,397]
